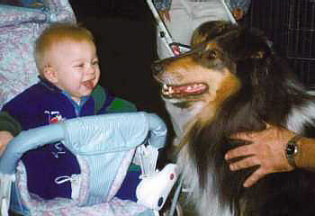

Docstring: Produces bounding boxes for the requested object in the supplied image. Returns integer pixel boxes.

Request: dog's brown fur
[153,21,315,216]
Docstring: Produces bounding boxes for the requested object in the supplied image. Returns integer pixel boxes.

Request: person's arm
[0,111,22,155]
[224,125,315,187]
[0,131,14,155]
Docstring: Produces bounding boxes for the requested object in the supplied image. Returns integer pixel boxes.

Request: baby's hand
[0,131,13,156]
[159,10,171,22]
[232,8,244,21]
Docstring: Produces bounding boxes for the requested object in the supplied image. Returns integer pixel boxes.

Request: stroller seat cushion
[13,151,153,216]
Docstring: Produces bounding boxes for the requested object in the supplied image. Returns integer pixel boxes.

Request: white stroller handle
[0,112,167,175]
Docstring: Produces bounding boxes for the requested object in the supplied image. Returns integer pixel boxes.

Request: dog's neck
[164,99,216,143]
[164,100,201,137]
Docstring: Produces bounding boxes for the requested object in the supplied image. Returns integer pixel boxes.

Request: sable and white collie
[153,21,315,216]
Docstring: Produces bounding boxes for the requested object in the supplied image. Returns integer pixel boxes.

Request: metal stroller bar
[146,0,175,57]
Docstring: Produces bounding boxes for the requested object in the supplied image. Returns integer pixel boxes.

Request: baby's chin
[72,91,92,102]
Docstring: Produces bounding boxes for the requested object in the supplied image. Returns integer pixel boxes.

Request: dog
[152,21,315,216]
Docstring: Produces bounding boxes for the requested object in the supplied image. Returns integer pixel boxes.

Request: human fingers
[232,8,244,21]
[225,144,256,160]
[0,131,14,156]
[228,155,260,171]
[230,132,254,141]
[243,168,266,187]
[159,10,171,22]
[164,10,171,21]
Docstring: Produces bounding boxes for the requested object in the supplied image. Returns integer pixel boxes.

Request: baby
[0,23,136,200]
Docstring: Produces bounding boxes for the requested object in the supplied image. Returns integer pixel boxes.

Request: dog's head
[153,21,299,128]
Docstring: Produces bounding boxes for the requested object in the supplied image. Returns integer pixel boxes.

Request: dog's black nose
[151,61,164,75]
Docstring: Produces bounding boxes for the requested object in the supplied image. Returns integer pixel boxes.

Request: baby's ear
[43,66,58,83]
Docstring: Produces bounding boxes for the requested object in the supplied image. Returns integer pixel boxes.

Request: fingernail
[243,181,252,188]
[225,154,229,160]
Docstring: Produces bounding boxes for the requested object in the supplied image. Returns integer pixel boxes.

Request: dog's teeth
[169,86,173,93]
[163,84,168,90]
[162,86,172,95]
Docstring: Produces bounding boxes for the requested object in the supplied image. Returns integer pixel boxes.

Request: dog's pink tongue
[174,84,206,95]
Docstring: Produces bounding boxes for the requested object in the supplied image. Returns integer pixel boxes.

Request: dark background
[246,0,315,89]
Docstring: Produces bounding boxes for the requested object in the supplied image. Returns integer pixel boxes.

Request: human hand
[232,8,244,21]
[225,125,295,187]
[0,131,13,156]
[159,10,171,22]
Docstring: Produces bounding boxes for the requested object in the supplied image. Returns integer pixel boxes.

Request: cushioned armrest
[63,112,167,154]
[0,124,65,175]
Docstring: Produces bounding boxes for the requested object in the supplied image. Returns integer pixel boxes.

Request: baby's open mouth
[82,80,95,89]
[161,83,208,98]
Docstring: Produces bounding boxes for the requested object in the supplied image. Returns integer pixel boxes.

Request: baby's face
[46,40,100,102]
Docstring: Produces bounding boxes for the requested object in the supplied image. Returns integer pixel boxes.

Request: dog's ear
[191,21,238,48]
[247,29,273,62]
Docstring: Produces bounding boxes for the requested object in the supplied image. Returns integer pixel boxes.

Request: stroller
[146,0,236,59]
[0,112,177,216]
[0,1,178,215]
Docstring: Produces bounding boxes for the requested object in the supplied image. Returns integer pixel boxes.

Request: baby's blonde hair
[35,23,95,75]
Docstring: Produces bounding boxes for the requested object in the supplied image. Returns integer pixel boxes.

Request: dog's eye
[206,50,217,60]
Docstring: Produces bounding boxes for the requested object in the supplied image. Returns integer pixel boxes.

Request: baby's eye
[92,60,99,66]
[206,50,217,60]
[74,63,85,68]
